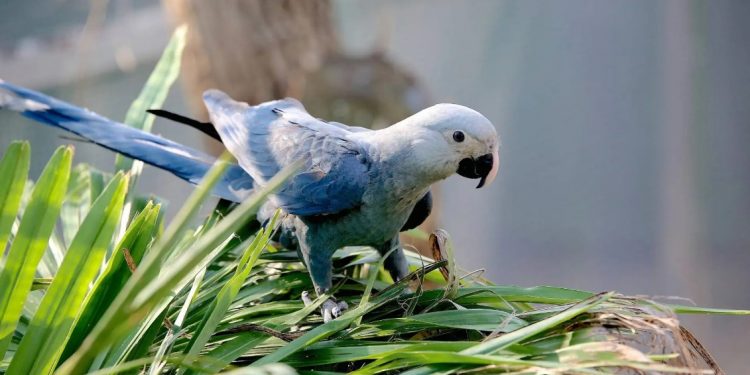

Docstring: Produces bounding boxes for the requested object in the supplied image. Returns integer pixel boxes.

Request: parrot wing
[204,90,371,217]
[0,80,254,202]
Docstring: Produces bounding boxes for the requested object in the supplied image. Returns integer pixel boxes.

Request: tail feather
[146,109,222,142]
[0,80,252,202]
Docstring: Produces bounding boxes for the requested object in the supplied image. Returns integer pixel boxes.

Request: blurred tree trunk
[162,0,336,116]
[660,0,710,331]
[162,0,437,253]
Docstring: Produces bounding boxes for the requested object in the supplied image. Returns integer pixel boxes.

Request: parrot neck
[363,124,457,193]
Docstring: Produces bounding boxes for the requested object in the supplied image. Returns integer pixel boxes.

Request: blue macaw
[0,80,499,321]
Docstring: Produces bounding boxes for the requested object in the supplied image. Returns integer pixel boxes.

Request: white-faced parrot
[1,80,499,321]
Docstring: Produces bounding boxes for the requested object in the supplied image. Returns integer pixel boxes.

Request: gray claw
[302,291,348,322]
[332,300,348,318]
[321,299,338,323]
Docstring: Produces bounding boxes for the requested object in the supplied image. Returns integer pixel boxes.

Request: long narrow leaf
[182,212,280,370]
[7,172,128,375]
[0,141,30,262]
[0,146,72,358]
[252,281,418,367]
[115,25,187,172]
[150,268,206,375]
[57,158,301,375]
[115,25,186,239]
[401,292,614,375]
[96,208,225,371]
[60,202,161,362]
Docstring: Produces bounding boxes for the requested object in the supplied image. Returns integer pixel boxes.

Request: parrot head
[404,103,500,188]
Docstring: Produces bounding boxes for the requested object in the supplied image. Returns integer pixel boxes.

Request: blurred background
[1,0,748,371]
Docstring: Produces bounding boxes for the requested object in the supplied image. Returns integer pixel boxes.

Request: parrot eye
[452,131,465,143]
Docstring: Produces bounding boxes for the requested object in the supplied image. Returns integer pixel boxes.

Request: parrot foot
[301,291,348,323]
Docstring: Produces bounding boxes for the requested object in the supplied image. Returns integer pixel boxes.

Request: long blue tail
[0,80,252,202]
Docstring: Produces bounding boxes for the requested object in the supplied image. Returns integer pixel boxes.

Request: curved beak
[456,148,499,188]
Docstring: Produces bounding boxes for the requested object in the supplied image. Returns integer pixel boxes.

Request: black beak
[457,153,494,188]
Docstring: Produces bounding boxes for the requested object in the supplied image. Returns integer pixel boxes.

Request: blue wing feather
[204,90,370,216]
[1,81,435,229]
[0,80,253,202]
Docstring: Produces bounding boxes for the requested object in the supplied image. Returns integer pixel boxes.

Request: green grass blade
[80,355,294,375]
[114,25,187,172]
[669,305,750,315]
[59,164,110,246]
[0,145,72,359]
[118,305,170,372]
[252,280,419,367]
[182,213,280,372]
[115,24,186,237]
[141,153,234,271]
[411,285,594,308]
[98,212,224,371]
[0,141,30,263]
[251,309,369,367]
[60,164,94,247]
[150,268,207,375]
[401,292,614,375]
[465,292,609,353]
[60,202,161,362]
[355,309,527,336]
[7,172,128,375]
[359,351,556,374]
[283,341,475,368]
[58,151,232,373]
[199,295,329,373]
[353,246,397,327]
[57,158,301,375]
[218,364,297,375]
[95,299,172,372]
